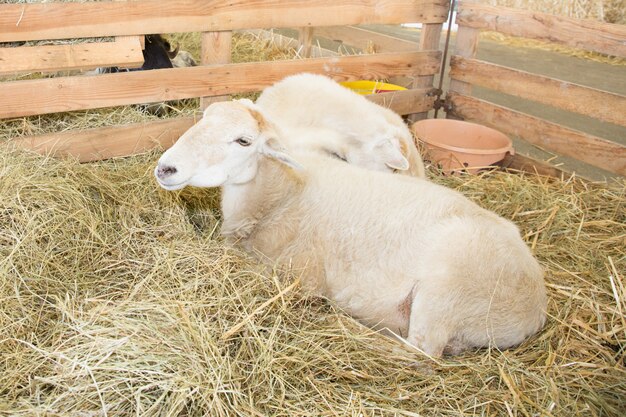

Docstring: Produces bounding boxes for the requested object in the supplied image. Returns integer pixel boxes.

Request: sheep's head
[320,114,411,174]
[155,99,300,191]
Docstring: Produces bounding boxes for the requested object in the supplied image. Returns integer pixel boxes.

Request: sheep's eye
[235,137,251,147]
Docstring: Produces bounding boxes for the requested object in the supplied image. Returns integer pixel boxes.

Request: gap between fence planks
[0,0,449,43]
[0,37,143,75]
[313,26,419,53]
[246,29,338,58]
[450,56,626,128]
[447,92,626,176]
[457,2,626,58]
[0,51,441,119]
[7,88,435,162]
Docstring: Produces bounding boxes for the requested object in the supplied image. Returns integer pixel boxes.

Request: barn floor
[1,148,624,416]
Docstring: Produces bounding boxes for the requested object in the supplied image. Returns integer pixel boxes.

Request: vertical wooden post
[113,0,144,67]
[409,23,443,121]
[200,31,232,110]
[448,26,479,95]
[298,27,313,58]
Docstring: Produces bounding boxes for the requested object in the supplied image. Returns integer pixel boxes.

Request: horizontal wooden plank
[0,37,143,75]
[449,56,626,127]
[314,26,420,53]
[0,50,441,119]
[447,92,626,176]
[0,0,449,42]
[501,153,580,180]
[457,2,626,57]
[6,90,432,162]
[366,88,437,115]
[8,117,197,162]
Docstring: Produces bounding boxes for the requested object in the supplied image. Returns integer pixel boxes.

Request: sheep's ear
[377,139,409,171]
[260,138,303,171]
[237,100,301,170]
[399,137,426,177]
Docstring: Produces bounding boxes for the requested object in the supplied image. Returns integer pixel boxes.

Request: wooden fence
[0,0,448,162]
[1,0,624,179]
[447,1,626,177]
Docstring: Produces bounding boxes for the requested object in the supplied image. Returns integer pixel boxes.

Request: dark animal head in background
[141,34,179,70]
[99,34,179,73]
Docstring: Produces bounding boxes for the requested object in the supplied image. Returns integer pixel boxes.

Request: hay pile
[1,147,624,416]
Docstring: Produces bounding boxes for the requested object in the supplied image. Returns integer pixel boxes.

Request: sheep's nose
[156,164,177,179]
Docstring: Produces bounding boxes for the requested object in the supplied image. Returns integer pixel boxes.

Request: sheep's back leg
[405,292,453,358]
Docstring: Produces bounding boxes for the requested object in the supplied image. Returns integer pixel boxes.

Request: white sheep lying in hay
[154,100,547,357]
[256,73,426,177]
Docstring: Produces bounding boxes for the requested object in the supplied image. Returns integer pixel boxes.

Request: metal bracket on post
[433,0,457,119]
[440,96,463,120]
[422,87,454,117]
[428,88,445,110]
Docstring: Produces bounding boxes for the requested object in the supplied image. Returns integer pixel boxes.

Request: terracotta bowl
[412,119,514,174]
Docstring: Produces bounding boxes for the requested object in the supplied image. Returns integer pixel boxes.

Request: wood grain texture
[448,26,479,95]
[450,56,626,127]
[200,31,232,64]
[447,92,626,176]
[364,87,437,115]
[0,0,449,42]
[200,31,232,109]
[0,50,441,119]
[0,37,143,75]
[7,116,198,162]
[7,90,434,162]
[411,22,444,121]
[457,1,626,57]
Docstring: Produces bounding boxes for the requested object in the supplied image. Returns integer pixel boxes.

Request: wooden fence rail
[0,37,144,75]
[0,0,449,42]
[0,51,441,119]
[447,93,626,176]
[456,1,626,57]
[449,56,626,128]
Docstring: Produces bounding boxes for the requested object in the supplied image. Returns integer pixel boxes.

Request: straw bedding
[1,4,625,415]
[0,147,624,416]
